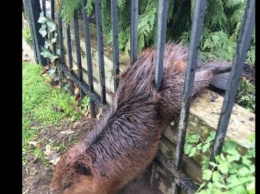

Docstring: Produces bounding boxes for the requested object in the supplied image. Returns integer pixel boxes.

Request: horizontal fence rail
[23,0,255,193]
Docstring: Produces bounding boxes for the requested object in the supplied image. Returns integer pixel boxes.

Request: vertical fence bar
[95,0,106,104]
[155,0,169,91]
[65,25,75,96]
[41,0,46,16]
[25,0,47,65]
[82,0,96,118]
[23,0,38,63]
[111,0,120,91]
[50,0,56,54]
[130,0,138,64]
[73,10,84,100]
[57,15,65,65]
[174,0,206,193]
[209,0,255,164]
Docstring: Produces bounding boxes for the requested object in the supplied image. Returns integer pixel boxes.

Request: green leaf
[218,161,229,174]
[229,163,239,174]
[247,180,255,194]
[40,48,52,58]
[188,147,197,157]
[51,37,57,43]
[206,131,216,143]
[44,41,52,49]
[230,185,247,194]
[202,143,210,153]
[212,171,222,182]
[209,162,218,167]
[197,143,202,150]
[238,167,251,177]
[226,154,240,162]
[39,25,47,37]
[249,165,255,174]
[38,12,47,24]
[202,169,212,181]
[242,157,252,166]
[184,144,192,155]
[224,148,240,157]
[49,55,59,62]
[46,20,57,33]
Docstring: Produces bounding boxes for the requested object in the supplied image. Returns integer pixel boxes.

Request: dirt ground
[22,116,96,194]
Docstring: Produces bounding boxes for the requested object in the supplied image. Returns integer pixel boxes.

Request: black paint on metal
[155,0,169,92]
[111,0,120,91]
[95,0,106,104]
[209,0,255,164]
[50,0,56,54]
[82,0,96,118]
[173,0,206,193]
[130,0,138,64]
[25,0,47,65]
[73,10,84,100]
[65,25,75,96]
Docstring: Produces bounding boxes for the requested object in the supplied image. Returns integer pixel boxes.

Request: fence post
[24,0,47,65]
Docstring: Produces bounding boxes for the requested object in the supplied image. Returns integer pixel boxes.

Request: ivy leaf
[218,161,229,174]
[49,55,59,62]
[202,169,212,181]
[40,48,52,58]
[46,20,57,33]
[38,12,47,24]
[44,41,52,49]
[48,67,56,76]
[39,25,47,37]
[51,37,57,43]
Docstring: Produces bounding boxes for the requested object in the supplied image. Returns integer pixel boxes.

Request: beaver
[50,42,232,194]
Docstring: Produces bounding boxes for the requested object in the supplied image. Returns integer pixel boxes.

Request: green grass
[22,62,80,163]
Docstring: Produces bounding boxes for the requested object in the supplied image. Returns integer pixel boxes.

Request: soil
[22,116,97,194]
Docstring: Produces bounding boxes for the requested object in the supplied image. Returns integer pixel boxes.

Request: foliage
[236,79,255,112]
[23,28,33,47]
[184,131,255,194]
[57,0,254,65]
[22,62,90,164]
[38,12,59,62]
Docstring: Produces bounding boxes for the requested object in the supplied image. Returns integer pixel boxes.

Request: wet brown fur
[51,43,231,194]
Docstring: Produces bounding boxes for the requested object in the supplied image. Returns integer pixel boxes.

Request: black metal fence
[23,0,255,193]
